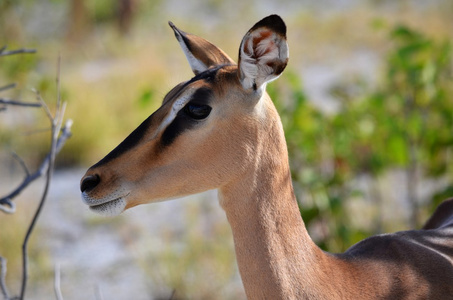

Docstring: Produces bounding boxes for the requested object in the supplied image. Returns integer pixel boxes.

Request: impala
[81,15,453,299]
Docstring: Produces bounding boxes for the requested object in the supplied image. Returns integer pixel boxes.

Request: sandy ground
[1,168,244,299]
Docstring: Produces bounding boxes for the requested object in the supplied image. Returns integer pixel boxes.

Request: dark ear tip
[168,21,177,31]
[169,21,183,39]
[251,14,286,36]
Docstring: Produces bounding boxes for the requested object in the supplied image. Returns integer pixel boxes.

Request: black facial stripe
[162,67,220,106]
[91,114,153,169]
[190,87,213,105]
[158,69,220,147]
[186,65,221,85]
[160,88,213,147]
[160,109,195,147]
[92,67,223,167]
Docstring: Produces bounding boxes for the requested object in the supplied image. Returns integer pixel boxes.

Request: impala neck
[219,98,344,299]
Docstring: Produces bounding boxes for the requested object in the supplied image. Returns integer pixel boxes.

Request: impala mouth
[83,193,129,217]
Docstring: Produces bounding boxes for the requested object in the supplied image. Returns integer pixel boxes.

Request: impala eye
[184,103,212,120]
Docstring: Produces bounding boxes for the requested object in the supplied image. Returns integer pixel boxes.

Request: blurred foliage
[270,23,453,252]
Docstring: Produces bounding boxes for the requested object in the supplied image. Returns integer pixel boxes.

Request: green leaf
[387,135,408,166]
[138,88,154,107]
[391,25,422,42]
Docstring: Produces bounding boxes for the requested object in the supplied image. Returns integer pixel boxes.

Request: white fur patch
[239,28,289,90]
[174,34,208,74]
[81,189,129,216]
[153,89,195,139]
[89,198,127,217]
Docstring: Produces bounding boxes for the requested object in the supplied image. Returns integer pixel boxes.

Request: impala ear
[169,22,235,75]
[238,15,289,91]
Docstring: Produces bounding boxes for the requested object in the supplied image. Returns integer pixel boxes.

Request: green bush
[271,24,453,252]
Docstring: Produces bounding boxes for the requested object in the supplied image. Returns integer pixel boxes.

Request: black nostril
[80,174,101,193]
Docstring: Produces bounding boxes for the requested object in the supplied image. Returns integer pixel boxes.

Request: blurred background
[0,0,452,299]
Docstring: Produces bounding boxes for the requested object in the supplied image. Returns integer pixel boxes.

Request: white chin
[89,198,127,217]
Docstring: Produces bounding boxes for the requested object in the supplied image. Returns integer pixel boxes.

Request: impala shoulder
[343,233,409,259]
[343,227,453,262]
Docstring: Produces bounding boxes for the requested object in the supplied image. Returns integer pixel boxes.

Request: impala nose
[80,174,101,193]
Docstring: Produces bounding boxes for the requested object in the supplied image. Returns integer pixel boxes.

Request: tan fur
[81,16,453,299]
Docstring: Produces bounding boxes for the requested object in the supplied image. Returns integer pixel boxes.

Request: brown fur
[81,15,453,299]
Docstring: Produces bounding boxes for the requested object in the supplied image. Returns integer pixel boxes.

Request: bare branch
[0,47,37,113]
[0,257,10,300]
[10,151,31,178]
[0,50,70,299]
[56,55,61,114]
[0,98,41,108]
[0,199,15,214]
[0,47,36,57]
[19,55,68,299]
[0,120,72,214]
[33,90,53,120]
[94,285,104,300]
[54,263,63,300]
[169,289,176,300]
[23,127,52,136]
[0,83,16,92]
[20,116,58,300]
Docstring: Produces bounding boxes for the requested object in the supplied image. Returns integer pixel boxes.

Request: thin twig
[0,83,16,92]
[10,151,31,178]
[54,263,63,300]
[169,289,176,300]
[56,55,61,113]
[19,55,66,299]
[0,198,15,214]
[33,90,53,120]
[23,127,52,136]
[0,257,10,300]
[0,98,42,108]
[0,47,36,57]
[19,106,64,300]
[0,120,72,214]
[94,285,104,300]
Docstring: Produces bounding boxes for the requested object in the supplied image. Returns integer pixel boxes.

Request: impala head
[80,15,289,216]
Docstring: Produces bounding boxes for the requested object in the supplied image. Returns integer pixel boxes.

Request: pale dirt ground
[1,168,244,299]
